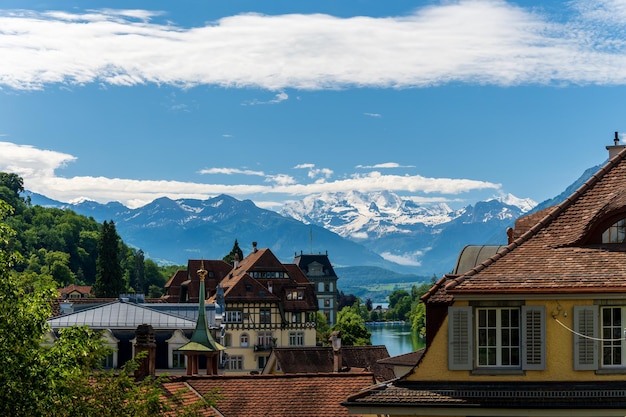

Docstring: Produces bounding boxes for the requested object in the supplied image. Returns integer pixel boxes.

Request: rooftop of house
[48,300,199,330]
[58,284,93,298]
[293,252,338,278]
[376,348,425,368]
[174,373,376,417]
[425,144,626,301]
[265,345,395,382]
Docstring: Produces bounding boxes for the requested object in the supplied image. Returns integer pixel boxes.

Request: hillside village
[4,139,626,415]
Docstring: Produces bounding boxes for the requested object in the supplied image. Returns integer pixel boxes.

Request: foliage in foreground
[0,200,215,417]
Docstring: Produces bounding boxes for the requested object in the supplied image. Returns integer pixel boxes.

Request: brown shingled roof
[183,373,376,417]
[442,146,626,296]
[268,346,395,382]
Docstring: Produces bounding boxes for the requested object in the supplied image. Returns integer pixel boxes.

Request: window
[602,307,625,366]
[260,308,271,324]
[226,355,243,370]
[289,331,304,346]
[448,305,545,371]
[476,308,520,367]
[225,310,243,323]
[257,332,273,349]
[172,351,186,369]
[240,333,249,348]
[287,290,304,300]
[602,218,626,243]
[291,312,301,323]
[102,353,114,369]
[258,355,268,369]
[324,298,331,307]
[573,305,626,371]
[224,333,232,347]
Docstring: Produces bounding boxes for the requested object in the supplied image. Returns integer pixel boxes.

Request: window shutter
[448,306,473,370]
[573,305,598,371]
[521,306,545,370]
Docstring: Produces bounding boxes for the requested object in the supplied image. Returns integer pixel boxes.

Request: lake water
[367,322,424,357]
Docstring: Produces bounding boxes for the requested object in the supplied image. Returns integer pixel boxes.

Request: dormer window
[602,218,626,243]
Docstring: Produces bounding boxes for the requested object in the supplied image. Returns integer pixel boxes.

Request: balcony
[254,344,273,352]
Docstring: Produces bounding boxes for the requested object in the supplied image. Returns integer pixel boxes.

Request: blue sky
[1,0,626,211]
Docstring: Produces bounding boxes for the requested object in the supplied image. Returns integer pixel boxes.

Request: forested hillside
[0,173,175,296]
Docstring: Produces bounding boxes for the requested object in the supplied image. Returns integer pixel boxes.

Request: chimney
[252,241,258,253]
[606,132,626,159]
[330,331,342,372]
[134,324,156,379]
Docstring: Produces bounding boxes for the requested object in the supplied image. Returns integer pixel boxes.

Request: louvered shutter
[448,306,473,370]
[573,305,599,371]
[521,306,545,370]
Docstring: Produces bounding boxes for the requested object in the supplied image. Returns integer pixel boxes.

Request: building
[58,284,93,299]
[343,138,626,416]
[262,344,395,382]
[294,251,339,325]
[164,244,319,374]
[47,300,215,369]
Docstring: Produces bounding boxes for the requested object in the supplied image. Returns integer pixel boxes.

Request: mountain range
[27,186,541,277]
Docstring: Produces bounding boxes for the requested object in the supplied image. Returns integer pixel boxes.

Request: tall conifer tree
[94,220,124,297]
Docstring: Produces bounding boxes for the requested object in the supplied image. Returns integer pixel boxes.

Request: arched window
[602,218,626,243]
[224,333,232,347]
[240,333,249,347]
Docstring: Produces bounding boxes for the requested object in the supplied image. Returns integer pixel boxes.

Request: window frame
[448,305,545,372]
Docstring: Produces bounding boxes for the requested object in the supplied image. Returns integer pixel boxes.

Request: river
[366,322,424,357]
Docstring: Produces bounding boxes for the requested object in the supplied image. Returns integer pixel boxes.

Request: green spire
[178,262,225,352]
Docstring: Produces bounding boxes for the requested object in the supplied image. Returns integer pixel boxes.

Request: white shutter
[448,306,473,370]
[573,305,598,371]
[521,306,545,370]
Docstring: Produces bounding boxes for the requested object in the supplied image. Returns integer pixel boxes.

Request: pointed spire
[178,261,225,353]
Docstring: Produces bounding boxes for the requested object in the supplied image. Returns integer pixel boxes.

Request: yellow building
[344,139,626,416]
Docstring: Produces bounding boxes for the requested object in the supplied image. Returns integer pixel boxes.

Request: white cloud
[294,163,315,169]
[198,167,265,176]
[0,141,501,208]
[380,251,422,267]
[364,112,381,118]
[3,2,626,91]
[242,91,289,106]
[356,162,415,169]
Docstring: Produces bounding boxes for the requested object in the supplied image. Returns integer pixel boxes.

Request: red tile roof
[182,373,376,417]
[429,146,626,297]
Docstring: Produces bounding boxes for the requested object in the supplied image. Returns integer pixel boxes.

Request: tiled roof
[160,381,218,417]
[58,284,93,297]
[440,146,626,296]
[183,373,376,417]
[377,348,424,367]
[343,381,626,410]
[269,346,395,381]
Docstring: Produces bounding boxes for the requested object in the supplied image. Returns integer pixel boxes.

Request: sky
[2,0,626,211]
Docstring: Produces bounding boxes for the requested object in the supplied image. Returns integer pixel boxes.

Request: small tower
[177,261,225,375]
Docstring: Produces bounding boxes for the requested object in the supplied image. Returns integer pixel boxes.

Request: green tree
[94,220,124,297]
[222,239,244,265]
[313,311,331,345]
[332,307,371,346]
[0,201,216,416]
[144,259,165,296]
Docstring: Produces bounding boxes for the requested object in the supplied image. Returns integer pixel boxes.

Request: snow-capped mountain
[27,189,537,276]
[281,190,536,273]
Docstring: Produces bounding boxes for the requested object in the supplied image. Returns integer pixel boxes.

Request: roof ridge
[445,146,626,291]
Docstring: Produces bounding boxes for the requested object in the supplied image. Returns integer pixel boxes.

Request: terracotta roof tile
[183,373,376,417]
[442,147,626,296]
